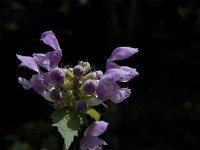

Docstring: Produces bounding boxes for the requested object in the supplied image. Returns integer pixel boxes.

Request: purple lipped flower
[80,121,108,150]
[83,79,97,94]
[17,31,64,95]
[16,55,40,73]
[17,31,62,73]
[96,69,132,103]
[96,47,139,103]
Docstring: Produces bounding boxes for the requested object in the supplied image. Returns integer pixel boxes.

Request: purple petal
[106,47,138,70]
[42,68,64,85]
[120,66,139,78]
[97,69,132,102]
[46,51,62,69]
[30,75,44,94]
[33,53,50,71]
[104,68,133,82]
[97,79,130,103]
[84,121,108,137]
[109,47,138,62]
[80,136,106,150]
[16,54,39,73]
[106,61,119,70]
[96,79,115,101]
[41,31,61,51]
[18,77,32,90]
[110,88,131,103]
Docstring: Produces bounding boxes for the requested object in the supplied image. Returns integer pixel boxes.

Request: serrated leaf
[51,109,80,150]
[51,108,68,123]
[86,108,100,121]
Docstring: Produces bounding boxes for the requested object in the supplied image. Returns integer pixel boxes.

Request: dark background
[1,0,200,150]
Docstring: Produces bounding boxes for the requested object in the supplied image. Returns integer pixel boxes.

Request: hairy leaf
[51,109,81,150]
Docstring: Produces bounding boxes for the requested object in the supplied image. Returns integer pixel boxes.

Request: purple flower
[17,31,64,95]
[41,31,61,51]
[16,55,40,73]
[96,47,139,103]
[17,31,62,72]
[80,121,108,150]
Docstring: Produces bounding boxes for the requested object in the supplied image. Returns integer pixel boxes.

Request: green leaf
[51,109,80,150]
[86,108,101,121]
[79,113,89,126]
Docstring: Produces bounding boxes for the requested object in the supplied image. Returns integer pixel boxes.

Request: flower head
[17,31,139,150]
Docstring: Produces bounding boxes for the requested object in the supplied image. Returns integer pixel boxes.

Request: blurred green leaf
[86,107,100,121]
[8,141,34,150]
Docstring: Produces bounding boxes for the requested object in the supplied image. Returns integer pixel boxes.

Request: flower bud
[94,70,103,80]
[73,65,84,77]
[80,61,91,73]
[75,100,87,112]
[50,89,63,101]
[83,79,97,94]
[51,68,65,85]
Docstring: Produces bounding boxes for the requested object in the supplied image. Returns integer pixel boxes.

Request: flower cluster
[17,31,139,150]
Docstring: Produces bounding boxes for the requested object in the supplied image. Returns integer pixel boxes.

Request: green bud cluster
[54,61,99,110]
